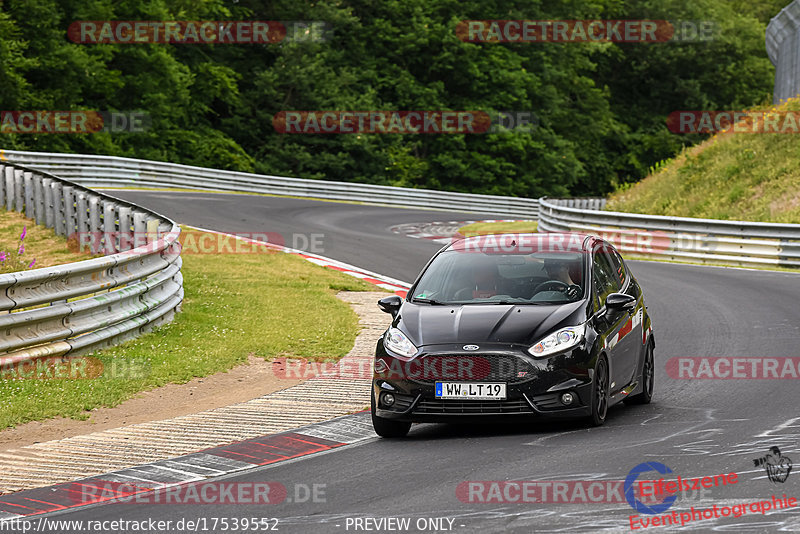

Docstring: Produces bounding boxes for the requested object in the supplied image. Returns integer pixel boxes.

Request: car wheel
[625,342,654,405]
[589,356,609,426]
[371,393,411,438]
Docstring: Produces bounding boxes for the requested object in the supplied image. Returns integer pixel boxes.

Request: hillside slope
[606,99,800,223]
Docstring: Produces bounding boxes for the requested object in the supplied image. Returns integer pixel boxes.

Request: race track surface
[31,191,800,533]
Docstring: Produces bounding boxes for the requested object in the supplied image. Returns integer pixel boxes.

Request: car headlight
[384,328,418,357]
[528,324,585,357]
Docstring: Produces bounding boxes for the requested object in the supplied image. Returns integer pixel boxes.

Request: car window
[606,247,627,286]
[411,250,585,304]
[592,249,621,310]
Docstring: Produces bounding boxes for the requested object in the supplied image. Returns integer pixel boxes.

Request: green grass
[458,220,538,236]
[607,98,800,223]
[0,227,380,429]
[0,209,89,273]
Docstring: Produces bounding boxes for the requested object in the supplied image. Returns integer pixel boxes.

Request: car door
[605,246,644,388]
[591,246,637,393]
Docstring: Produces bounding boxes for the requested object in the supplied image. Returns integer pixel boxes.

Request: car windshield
[411,249,586,305]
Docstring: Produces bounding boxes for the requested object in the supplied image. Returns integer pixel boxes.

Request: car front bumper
[372,341,596,423]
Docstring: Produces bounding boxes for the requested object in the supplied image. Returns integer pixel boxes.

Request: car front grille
[413,399,534,415]
[409,354,535,385]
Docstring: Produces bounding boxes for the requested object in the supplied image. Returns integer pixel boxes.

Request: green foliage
[592,0,775,190]
[0,0,781,197]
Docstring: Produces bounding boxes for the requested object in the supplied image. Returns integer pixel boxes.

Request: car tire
[625,342,654,405]
[589,356,609,426]
[371,394,411,438]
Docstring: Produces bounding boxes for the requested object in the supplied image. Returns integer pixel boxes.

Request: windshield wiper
[413,297,447,305]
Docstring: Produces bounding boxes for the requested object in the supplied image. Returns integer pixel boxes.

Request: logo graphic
[625,462,677,515]
[463,345,480,351]
[753,447,792,483]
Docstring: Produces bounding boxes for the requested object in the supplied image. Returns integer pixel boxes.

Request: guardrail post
[133,211,148,243]
[118,206,132,251]
[88,195,101,254]
[102,200,118,255]
[157,222,171,238]
[13,169,24,212]
[146,218,159,242]
[3,166,13,211]
[63,186,77,238]
[23,171,34,219]
[0,165,6,207]
[33,174,45,225]
[43,177,55,228]
[76,191,88,231]
[52,181,65,236]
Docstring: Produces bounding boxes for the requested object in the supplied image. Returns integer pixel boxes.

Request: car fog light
[560,392,574,405]
[382,393,396,407]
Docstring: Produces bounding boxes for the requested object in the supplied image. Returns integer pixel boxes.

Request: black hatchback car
[371,233,655,437]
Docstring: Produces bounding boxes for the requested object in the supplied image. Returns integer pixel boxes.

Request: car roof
[445,232,602,254]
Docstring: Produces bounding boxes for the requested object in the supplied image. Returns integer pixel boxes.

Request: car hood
[396,301,587,347]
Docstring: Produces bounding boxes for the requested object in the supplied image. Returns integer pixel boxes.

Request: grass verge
[0,209,87,273]
[458,220,538,236]
[0,225,380,429]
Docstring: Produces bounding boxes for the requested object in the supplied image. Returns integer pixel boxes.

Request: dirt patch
[0,353,302,451]
[769,188,800,219]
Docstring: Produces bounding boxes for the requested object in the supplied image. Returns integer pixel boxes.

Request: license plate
[435,382,506,400]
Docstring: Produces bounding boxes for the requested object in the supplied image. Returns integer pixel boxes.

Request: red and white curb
[0,413,375,521]
[185,225,411,296]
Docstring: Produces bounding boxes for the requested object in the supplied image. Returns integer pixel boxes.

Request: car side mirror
[605,293,636,313]
[378,295,402,316]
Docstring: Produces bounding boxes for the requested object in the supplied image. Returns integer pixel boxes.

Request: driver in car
[471,261,501,298]
[538,258,582,300]
[454,258,510,300]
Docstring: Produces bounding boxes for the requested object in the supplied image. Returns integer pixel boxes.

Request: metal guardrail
[766,0,800,104]
[0,150,540,219]
[538,198,800,268]
[0,160,183,364]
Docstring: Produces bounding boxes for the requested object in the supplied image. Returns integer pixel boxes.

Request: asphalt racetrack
[33,191,800,533]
